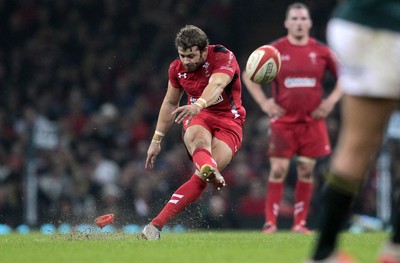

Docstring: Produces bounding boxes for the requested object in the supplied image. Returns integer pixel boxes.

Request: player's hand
[311,99,334,119]
[172,104,202,124]
[145,142,161,169]
[262,98,285,118]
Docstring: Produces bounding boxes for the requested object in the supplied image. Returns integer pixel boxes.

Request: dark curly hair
[175,25,209,52]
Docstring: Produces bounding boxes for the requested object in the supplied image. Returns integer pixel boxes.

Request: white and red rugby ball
[245,45,281,84]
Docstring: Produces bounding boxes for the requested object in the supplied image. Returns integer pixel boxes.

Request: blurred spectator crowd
[0,0,381,230]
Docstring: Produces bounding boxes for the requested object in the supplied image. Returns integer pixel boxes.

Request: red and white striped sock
[293,181,313,226]
[151,175,207,229]
[264,181,284,226]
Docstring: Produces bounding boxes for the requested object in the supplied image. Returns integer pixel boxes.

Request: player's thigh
[331,96,398,180]
[184,124,212,155]
[211,137,233,171]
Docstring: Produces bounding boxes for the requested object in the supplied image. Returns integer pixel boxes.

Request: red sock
[192,148,217,171]
[264,181,284,225]
[293,181,313,226]
[151,175,207,229]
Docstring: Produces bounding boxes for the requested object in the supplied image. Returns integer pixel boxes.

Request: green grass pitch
[0,230,388,263]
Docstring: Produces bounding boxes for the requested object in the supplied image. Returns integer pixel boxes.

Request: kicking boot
[141,224,161,240]
[291,223,314,235]
[262,222,277,234]
[199,164,226,190]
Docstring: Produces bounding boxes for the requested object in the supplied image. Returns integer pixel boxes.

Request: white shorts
[327,19,400,99]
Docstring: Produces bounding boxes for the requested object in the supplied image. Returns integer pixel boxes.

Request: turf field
[0,230,387,263]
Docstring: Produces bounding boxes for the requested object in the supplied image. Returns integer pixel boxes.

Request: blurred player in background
[141,25,246,239]
[242,2,342,234]
[308,0,400,262]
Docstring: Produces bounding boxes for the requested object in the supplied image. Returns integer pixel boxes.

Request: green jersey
[333,0,400,32]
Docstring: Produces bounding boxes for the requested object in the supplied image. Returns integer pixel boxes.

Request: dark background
[1,0,380,231]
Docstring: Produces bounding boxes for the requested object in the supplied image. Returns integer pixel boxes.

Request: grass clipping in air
[0,230,387,263]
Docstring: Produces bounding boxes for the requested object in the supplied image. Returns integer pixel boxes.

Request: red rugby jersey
[169,45,246,121]
[271,37,338,123]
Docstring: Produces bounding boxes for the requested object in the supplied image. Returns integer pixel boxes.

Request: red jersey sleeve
[211,45,237,78]
[168,59,182,89]
[326,48,339,80]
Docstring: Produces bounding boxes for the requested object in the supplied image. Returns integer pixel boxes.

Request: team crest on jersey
[203,62,210,77]
[308,52,317,64]
[178,72,187,79]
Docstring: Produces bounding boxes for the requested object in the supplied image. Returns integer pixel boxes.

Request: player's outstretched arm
[145,82,184,169]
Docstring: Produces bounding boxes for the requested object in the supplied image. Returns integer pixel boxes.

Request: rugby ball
[245,45,281,84]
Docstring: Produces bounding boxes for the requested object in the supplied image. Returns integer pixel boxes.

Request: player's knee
[269,166,287,181]
[297,158,316,181]
[193,139,209,149]
[185,136,209,150]
[298,171,313,181]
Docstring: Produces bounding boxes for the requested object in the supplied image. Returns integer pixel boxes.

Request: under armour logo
[178,72,187,79]
[184,119,190,127]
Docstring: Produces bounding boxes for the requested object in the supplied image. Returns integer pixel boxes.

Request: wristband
[155,130,165,137]
[197,98,208,108]
[194,98,207,109]
[194,101,205,109]
[152,130,165,143]
[152,134,162,142]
